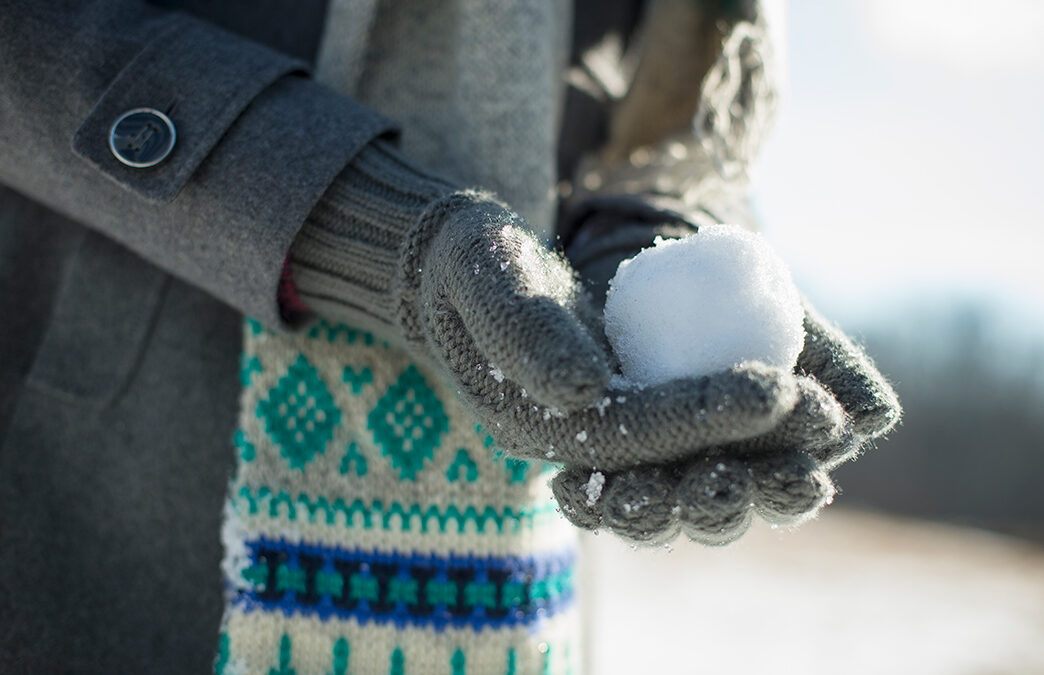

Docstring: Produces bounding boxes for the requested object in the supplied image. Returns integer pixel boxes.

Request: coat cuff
[164,74,399,328]
[72,15,307,203]
[59,12,398,328]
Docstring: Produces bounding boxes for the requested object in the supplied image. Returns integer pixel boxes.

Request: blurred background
[586,1,1044,672]
[758,0,1044,543]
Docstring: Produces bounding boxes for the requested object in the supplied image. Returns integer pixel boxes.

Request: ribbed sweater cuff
[290,141,457,333]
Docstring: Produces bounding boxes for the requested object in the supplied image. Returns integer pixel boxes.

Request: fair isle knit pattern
[218,318,580,674]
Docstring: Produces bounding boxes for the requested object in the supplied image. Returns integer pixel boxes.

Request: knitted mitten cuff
[289,141,456,338]
[289,142,610,414]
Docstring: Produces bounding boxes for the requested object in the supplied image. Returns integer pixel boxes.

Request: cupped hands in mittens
[293,140,779,457]
[440,283,901,548]
[289,140,836,490]
[545,195,900,545]
[396,192,814,474]
[290,139,899,549]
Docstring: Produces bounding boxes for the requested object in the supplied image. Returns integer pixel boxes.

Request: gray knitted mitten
[291,142,822,479]
[548,220,901,545]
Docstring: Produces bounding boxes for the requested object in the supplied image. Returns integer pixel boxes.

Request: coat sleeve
[0,0,398,326]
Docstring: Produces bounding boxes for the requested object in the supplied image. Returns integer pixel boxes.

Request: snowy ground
[582,509,1044,674]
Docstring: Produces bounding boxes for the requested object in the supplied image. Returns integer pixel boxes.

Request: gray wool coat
[0,1,642,672]
[0,1,392,672]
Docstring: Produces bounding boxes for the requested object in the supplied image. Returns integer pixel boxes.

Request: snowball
[603,226,805,385]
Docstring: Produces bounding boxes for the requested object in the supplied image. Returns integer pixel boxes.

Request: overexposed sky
[754,1,1044,332]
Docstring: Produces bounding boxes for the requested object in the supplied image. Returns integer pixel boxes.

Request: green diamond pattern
[257,355,342,470]
[368,365,448,480]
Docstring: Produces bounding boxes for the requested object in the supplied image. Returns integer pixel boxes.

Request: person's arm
[0,0,396,327]
[546,1,901,545]
[559,0,775,254]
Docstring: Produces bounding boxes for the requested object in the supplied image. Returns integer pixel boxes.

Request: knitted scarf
[216,2,581,673]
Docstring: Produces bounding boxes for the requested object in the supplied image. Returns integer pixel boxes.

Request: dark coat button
[108,108,177,168]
